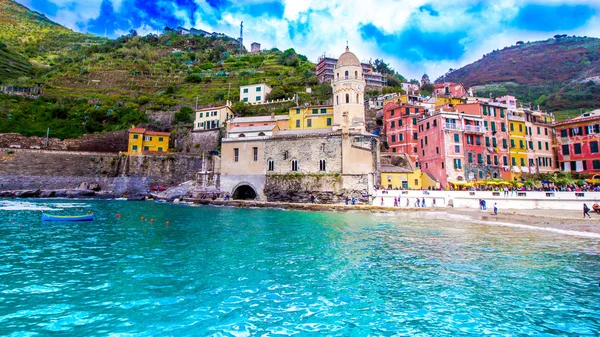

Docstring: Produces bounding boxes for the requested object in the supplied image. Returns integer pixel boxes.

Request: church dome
[335,47,360,68]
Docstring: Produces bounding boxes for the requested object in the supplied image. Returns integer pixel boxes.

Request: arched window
[336,95,339,105]
[268,159,274,171]
[356,94,359,103]
[337,73,339,79]
[319,159,326,171]
[345,70,349,78]
[258,132,265,136]
[345,94,349,103]
[355,71,358,78]
[291,160,298,172]
[238,133,245,137]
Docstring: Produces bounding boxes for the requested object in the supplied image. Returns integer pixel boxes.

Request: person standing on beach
[345,196,349,205]
[381,197,384,206]
[432,198,436,207]
[394,197,398,207]
[421,197,426,207]
[482,199,487,210]
[406,198,410,207]
[583,203,592,218]
[494,203,498,215]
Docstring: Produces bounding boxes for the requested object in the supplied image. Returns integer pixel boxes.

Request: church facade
[220,47,380,203]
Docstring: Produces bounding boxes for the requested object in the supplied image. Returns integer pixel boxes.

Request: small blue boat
[42,214,95,222]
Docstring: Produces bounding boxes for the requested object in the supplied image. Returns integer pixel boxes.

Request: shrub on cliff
[175,106,193,123]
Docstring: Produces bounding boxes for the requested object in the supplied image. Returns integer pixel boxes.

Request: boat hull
[42,214,95,222]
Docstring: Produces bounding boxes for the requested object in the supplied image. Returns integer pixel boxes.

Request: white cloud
[15,0,600,81]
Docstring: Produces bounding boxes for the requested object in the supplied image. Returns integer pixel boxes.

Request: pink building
[524,109,557,174]
[383,101,424,163]
[456,102,511,180]
[417,109,466,187]
[433,82,467,97]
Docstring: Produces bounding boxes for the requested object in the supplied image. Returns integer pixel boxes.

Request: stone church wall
[263,136,342,174]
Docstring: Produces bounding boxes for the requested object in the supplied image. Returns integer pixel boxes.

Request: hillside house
[194,101,234,131]
[240,84,271,104]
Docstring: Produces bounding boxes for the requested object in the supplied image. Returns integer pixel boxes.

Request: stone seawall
[0,149,209,194]
[0,176,149,195]
[264,174,370,203]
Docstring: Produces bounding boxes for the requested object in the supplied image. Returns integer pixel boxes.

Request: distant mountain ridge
[436,36,600,113]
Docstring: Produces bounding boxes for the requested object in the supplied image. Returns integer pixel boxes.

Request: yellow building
[380,154,440,190]
[289,105,333,130]
[383,94,409,106]
[127,126,170,155]
[435,96,464,108]
[508,110,528,178]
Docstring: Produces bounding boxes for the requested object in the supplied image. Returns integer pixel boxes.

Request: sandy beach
[445,207,600,235]
[185,198,600,236]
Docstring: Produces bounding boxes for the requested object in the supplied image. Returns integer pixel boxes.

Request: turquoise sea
[0,199,599,336]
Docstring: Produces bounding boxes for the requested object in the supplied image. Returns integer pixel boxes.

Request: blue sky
[17,0,600,80]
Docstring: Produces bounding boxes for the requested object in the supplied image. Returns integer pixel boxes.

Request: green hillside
[0,0,337,138]
[0,0,106,83]
[0,42,31,81]
[436,36,600,116]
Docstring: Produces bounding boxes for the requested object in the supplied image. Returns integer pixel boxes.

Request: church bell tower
[331,47,366,134]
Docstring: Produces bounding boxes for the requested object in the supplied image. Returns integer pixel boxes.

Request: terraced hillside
[437,36,600,115]
[0,42,31,81]
[0,0,106,83]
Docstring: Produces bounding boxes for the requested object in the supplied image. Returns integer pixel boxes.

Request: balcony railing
[508,114,525,122]
[464,125,487,133]
[443,123,463,131]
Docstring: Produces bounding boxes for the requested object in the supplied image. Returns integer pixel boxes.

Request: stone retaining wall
[0,149,210,194]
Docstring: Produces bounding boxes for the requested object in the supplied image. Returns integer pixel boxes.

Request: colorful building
[194,101,234,131]
[288,105,333,130]
[382,101,424,162]
[524,109,556,174]
[554,109,600,174]
[127,126,170,155]
[508,109,528,178]
[433,82,467,97]
[459,102,511,180]
[380,154,440,190]
[416,109,467,187]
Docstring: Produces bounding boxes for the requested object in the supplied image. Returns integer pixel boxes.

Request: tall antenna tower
[239,21,243,54]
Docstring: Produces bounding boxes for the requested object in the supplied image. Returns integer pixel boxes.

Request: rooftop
[554,109,600,126]
[230,115,289,123]
[229,125,277,133]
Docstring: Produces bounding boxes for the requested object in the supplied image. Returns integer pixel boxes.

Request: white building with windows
[194,101,234,131]
[240,84,271,104]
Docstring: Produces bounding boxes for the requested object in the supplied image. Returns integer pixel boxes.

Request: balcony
[443,123,463,131]
[464,125,487,134]
[508,114,525,122]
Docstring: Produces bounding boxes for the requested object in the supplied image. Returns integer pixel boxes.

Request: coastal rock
[39,190,56,198]
[54,190,68,198]
[16,189,41,198]
[66,190,96,198]
[89,183,101,191]
[95,192,116,199]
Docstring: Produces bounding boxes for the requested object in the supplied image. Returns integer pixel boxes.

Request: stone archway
[232,184,258,200]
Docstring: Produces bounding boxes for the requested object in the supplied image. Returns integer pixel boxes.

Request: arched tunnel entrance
[232,185,257,200]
